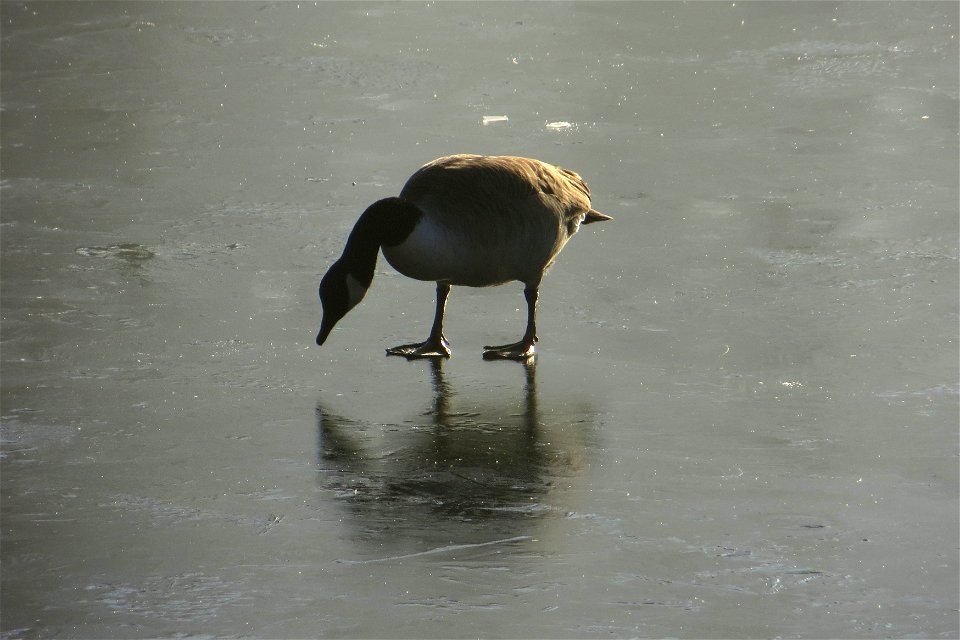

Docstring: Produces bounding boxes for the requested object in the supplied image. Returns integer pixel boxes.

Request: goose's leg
[386,282,452,359]
[483,284,538,360]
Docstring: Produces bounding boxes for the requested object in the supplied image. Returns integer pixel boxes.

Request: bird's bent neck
[340,197,422,287]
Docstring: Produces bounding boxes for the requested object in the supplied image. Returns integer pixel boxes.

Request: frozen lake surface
[2,2,957,637]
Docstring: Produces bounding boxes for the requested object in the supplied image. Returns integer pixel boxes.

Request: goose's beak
[316,318,336,345]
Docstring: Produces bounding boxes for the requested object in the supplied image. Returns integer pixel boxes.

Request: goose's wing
[399,154,596,224]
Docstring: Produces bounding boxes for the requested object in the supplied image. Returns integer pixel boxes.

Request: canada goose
[316,154,611,360]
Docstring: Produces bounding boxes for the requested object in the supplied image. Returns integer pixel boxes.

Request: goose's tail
[583,209,613,224]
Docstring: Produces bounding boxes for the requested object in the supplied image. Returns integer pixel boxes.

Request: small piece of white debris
[545,121,573,130]
[482,115,509,125]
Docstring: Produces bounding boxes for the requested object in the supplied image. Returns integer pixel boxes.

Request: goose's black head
[316,258,370,346]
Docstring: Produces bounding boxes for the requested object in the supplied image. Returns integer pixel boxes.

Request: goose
[316,154,611,360]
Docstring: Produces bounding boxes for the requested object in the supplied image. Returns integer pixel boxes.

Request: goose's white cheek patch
[346,274,368,308]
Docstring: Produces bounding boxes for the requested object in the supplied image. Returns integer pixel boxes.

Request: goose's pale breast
[381,209,565,287]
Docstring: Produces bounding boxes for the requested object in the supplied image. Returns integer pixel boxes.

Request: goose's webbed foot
[482,337,537,361]
[386,335,451,359]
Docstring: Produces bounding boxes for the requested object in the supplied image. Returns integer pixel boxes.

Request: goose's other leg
[483,283,538,360]
[387,282,452,359]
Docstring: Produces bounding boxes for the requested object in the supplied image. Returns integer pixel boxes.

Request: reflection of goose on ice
[315,360,588,545]
[316,154,611,360]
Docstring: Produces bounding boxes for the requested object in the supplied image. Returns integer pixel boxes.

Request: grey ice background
[1,2,958,638]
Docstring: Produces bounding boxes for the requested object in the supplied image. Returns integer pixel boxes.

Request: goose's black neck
[340,197,422,286]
